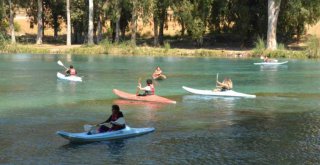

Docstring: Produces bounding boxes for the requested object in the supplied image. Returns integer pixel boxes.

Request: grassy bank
[0,42,310,59]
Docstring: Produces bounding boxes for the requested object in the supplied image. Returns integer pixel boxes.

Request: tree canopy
[0,0,320,46]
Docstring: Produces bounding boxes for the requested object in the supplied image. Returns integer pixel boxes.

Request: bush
[277,43,285,50]
[306,35,320,58]
[0,32,8,48]
[164,41,170,52]
[14,22,21,32]
[253,36,265,55]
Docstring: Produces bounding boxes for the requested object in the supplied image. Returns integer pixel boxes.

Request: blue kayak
[56,126,155,143]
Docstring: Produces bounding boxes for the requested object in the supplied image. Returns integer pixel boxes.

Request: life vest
[69,68,76,75]
[148,84,155,95]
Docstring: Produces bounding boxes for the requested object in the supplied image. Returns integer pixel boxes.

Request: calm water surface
[1,54,320,164]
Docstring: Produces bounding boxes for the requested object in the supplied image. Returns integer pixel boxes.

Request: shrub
[306,35,320,58]
[164,41,170,52]
[253,36,265,55]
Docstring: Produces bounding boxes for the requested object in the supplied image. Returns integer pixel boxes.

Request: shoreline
[0,43,307,59]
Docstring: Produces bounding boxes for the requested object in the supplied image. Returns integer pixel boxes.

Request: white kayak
[57,72,82,82]
[182,86,256,98]
[254,61,288,65]
[56,126,155,143]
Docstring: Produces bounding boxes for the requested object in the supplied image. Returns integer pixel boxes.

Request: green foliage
[253,36,265,54]
[0,32,8,48]
[277,43,285,50]
[306,36,320,58]
[278,0,320,41]
[163,41,170,52]
[14,21,20,32]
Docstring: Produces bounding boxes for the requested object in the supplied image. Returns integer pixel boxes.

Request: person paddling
[137,79,155,96]
[65,65,77,76]
[88,104,126,135]
[214,77,233,92]
[152,66,167,79]
[261,56,277,63]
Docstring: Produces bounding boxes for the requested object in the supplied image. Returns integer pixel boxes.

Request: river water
[1,54,320,164]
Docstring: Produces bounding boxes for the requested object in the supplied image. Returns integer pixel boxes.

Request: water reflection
[113,99,170,122]
[182,95,237,109]
[60,139,127,164]
[56,79,78,94]
[113,99,166,111]
[259,65,288,72]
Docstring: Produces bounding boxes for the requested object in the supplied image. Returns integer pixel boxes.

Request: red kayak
[112,89,176,104]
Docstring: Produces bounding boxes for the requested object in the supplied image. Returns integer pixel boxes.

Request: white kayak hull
[182,86,256,98]
[56,126,155,143]
[254,61,288,65]
[57,72,82,82]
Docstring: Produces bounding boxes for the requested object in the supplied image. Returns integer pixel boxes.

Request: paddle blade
[57,60,64,66]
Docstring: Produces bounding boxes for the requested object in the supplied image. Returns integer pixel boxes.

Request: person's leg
[98,125,110,133]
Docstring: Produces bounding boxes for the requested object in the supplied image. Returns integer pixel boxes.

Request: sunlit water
[1,54,320,164]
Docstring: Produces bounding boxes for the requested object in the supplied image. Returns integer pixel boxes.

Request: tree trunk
[159,20,164,45]
[97,14,102,43]
[87,0,94,45]
[153,16,159,46]
[115,17,120,43]
[266,0,281,50]
[158,8,166,45]
[36,0,43,45]
[53,15,58,40]
[9,0,15,44]
[66,0,71,46]
[130,8,137,46]
[181,22,185,36]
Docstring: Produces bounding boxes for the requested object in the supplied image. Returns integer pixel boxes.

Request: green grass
[0,42,313,59]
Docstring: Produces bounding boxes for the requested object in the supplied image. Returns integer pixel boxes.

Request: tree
[66,0,71,45]
[129,0,152,46]
[153,0,171,46]
[87,0,94,45]
[266,0,281,50]
[173,0,213,47]
[44,0,65,40]
[9,0,15,44]
[36,0,43,44]
[105,0,122,43]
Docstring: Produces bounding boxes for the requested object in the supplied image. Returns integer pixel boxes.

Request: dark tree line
[0,0,320,49]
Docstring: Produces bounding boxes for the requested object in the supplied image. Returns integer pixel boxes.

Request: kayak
[113,89,176,104]
[57,72,82,82]
[254,61,288,65]
[153,74,167,80]
[182,86,256,98]
[56,126,155,143]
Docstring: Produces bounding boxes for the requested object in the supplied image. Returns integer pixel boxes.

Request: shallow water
[1,54,320,164]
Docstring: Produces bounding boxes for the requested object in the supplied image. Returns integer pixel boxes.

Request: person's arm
[99,115,112,125]
[229,81,233,89]
[139,86,151,91]
[216,81,228,88]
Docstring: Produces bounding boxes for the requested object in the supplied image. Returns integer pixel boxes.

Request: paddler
[65,65,77,76]
[152,66,166,79]
[137,79,155,96]
[214,77,233,92]
[88,104,126,135]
